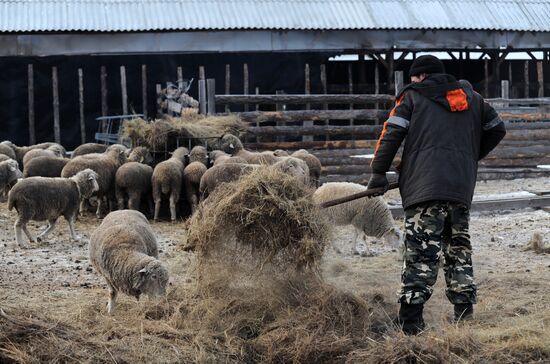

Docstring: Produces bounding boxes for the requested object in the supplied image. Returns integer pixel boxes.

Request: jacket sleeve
[479,101,506,160]
[370,92,412,174]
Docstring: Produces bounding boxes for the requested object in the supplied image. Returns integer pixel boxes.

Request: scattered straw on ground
[523,232,550,254]
[122,114,248,150]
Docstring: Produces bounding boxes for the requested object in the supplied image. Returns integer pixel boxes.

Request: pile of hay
[122,114,248,150]
[187,166,329,271]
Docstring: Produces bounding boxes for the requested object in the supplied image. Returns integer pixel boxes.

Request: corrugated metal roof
[2,0,550,33]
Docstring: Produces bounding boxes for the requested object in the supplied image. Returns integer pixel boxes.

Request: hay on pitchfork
[187,166,330,271]
[122,114,248,150]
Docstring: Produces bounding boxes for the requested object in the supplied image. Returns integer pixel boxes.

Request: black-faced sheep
[151,147,188,221]
[313,182,402,256]
[291,149,322,187]
[0,159,23,200]
[7,169,99,247]
[23,156,70,178]
[62,148,127,218]
[89,210,169,314]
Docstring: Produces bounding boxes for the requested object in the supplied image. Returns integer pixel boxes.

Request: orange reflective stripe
[446,89,469,112]
[371,94,404,167]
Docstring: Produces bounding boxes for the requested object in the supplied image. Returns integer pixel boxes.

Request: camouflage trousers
[398,200,477,305]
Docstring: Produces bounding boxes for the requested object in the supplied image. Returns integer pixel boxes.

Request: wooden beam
[215,94,394,104]
[247,125,383,137]
[206,78,216,115]
[27,64,35,145]
[52,66,60,144]
[100,66,108,117]
[394,71,404,96]
[235,109,388,124]
[524,60,530,98]
[537,61,544,97]
[243,63,249,112]
[303,63,312,142]
[225,64,230,113]
[78,68,85,144]
[245,139,378,151]
[198,79,207,115]
[120,65,128,115]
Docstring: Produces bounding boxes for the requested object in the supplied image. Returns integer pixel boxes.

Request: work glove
[367,173,389,194]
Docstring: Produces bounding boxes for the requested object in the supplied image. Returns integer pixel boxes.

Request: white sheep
[0,159,23,200]
[89,210,169,314]
[7,169,99,247]
[313,182,403,256]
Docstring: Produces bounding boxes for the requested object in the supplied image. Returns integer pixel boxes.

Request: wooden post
[177,66,183,89]
[141,65,148,117]
[348,63,354,134]
[199,66,205,80]
[537,61,544,97]
[387,51,395,94]
[501,80,509,108]
[255,87,260,112]
[508,62,513,95]
[207,78,216,115]
[320,63,329,141]
[225,64,230,112]
[524,60,530,98]
[243,63,249,112]
[394,71,404,96]
[484,59,490,98]
[156,83,162,116]
[374,62,380,116]
[120,66,128,115]
[198,79,207,114]
[101,66,108,117]
[52,67,60,144]
[27,64,35,145]
[303,64,312,142]
[78,68,86,144]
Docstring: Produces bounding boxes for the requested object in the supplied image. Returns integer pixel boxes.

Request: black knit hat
[409,55,445,77]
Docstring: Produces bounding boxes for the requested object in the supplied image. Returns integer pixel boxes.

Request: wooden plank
[524,60,530,98]
[235,109,388,123]
[120,65,128,115]
[100,65,108,117]
[245,139,378,151]
[199,65,205,80]
[215,94,394,105]
[303,63,313,142]
[320,63,329,141]
[225,64,230,113]
[27,64,35,145]
[394,71,404,96]
[156,83,162,116]
[78,68,85,144]
[503,129,550,141]
[177,66,183,89]
[141,64,148,117]
[486,97,550,105]
[52,66,60,144]
[505,122,550,130]
[484,59,490,97]
[247,124,382,137]
[198,79,207,115]
[537,61,544,97]
[243,63,249,112]
[348,63,354,131]
[501,80,509,108]
[206,78,216,115]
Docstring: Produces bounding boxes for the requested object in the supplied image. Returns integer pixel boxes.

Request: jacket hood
[399,73,473,113]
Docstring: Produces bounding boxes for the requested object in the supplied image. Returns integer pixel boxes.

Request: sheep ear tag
[140,156,144,163]
[229,143,234,149]
[138,268,147,275]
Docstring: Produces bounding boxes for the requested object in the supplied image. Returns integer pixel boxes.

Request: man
[368,55,506,335]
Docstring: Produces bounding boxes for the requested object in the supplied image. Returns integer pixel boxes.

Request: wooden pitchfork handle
[319,182,400,209]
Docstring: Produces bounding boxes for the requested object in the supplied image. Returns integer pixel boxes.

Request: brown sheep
[71,143,108,158]
[210,150,248,166]
[0,143,17,161]
[199,163,258,198]
[23,156,69,178]
[151,147,188,221]
[217,134,279,165]
[127,146,153,165]
[2,141,63,166]
[0,159,23,200]
[291,149,322,187]
[115,162,154,212]
[62,148,127,218]
[22,144,65,167]
[89,210,168,314]
[8,169,99,247]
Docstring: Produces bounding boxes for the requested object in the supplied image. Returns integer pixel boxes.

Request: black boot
[454,303,473,322]
[399,303,425,335]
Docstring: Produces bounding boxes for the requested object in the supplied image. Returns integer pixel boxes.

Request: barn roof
[2,0,550,33]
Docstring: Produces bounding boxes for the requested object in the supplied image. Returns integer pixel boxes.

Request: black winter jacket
[371,74,506,209]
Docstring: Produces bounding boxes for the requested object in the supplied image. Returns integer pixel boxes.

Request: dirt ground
[0,177,549,363]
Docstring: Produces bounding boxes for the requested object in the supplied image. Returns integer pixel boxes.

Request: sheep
[89,210,169,314]
[182,146,209,214]
[210,150,247,166]
[62,148,127,218]
[313,182,403,256]
[273,149,289,157]
[151,147,189,221]
[0,159,23,200]
[291,149,322,187]
[0,154,12,163]
[115,162,154,212]
[0,143,17,161]
[71,143,108,158]
[22,144,65,167]
[217,134,279,165]
[23,156,69,178]
[199,163,257,198]
[127,146,153,165]
[7,169,99,247]
[2,141,63,166]
[272,156,310,185]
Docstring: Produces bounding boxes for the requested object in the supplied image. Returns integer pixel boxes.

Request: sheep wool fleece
[399,200,477,306]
